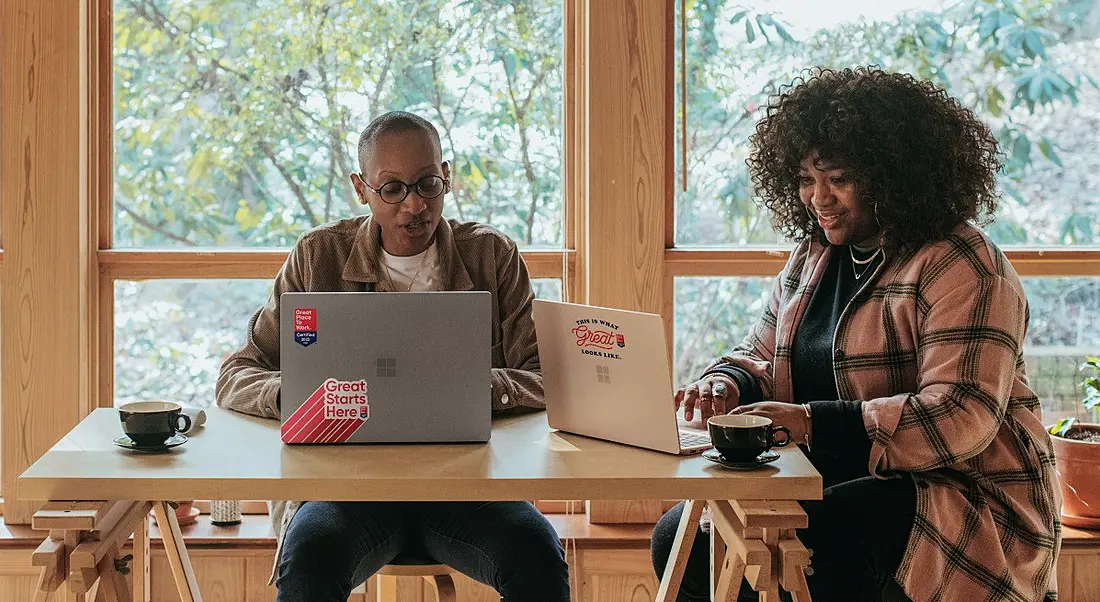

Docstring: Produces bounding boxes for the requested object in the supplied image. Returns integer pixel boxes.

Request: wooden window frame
[660,249,1100,365]
[660,5,1100,346]
[8,0,1094,528]
[92,0,583,407]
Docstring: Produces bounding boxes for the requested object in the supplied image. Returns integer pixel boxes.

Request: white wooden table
[18,408,822,601]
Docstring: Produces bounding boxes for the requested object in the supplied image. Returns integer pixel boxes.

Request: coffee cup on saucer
[707,414,791,462]
[118,401,192,448]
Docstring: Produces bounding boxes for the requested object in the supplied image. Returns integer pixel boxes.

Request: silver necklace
[850,246,882,280]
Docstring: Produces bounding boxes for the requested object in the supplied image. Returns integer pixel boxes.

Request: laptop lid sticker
[572,318,626,360]
[294,307,318,347]
[281,378,369,443]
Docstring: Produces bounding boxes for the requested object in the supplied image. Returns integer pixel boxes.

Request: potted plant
[174,501,199,526]
[1049,357,1100,530]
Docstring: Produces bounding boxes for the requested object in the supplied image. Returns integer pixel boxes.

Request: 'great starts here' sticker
[294,308,317,347]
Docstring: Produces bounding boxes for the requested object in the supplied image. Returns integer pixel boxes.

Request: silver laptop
[532,299,712,455]
[279,291,491,444]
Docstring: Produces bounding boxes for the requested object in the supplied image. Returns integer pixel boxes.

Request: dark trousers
[276,501,571,602]
[652,456,917,602]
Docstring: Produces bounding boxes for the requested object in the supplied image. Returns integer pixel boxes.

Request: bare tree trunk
[427,59,468,222]
[502,58,544,245]
[260,142,320,227]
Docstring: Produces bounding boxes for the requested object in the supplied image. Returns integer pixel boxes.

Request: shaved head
[356,111,442,171]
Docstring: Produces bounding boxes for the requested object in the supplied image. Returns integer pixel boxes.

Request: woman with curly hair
[651,67,1060,602]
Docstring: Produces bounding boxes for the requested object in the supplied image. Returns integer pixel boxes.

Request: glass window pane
[532,278,563,301]
[673,277,775,386]
[676,1,1100,247]
[1021,277,1100,423]
[115,280,271,408]
[674,276,1100,423]
[116,278,563,407]
[114,1,564,249]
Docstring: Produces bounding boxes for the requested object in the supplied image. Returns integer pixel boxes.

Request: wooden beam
[584,0,668,312]
[85,0,112,414]
[665,249,789,277]
[97,249,571,281]
[32,501,119,531]
[666,248,1100,278]
[2,0,94,524]
[728,500,808,530]
[584,0,670,528]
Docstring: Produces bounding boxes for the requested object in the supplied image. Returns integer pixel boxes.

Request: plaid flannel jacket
[215,215,544,584]
[710,223,1061,602]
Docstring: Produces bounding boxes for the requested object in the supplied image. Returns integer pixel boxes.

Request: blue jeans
[276,501,570,602]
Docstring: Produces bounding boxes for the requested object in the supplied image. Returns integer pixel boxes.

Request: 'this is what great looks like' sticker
[281,378,370,443]
[572,318,626,360]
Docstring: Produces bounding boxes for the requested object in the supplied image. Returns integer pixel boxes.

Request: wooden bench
[1,514,1095,601]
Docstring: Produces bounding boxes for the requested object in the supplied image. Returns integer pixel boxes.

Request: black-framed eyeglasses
[363,174,449,205]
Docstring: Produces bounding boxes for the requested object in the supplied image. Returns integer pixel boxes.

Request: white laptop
[532,299,712,455]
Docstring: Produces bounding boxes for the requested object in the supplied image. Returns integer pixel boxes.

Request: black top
[704,245,882,483]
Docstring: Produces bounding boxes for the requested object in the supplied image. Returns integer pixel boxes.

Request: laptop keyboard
[679,431,711,448]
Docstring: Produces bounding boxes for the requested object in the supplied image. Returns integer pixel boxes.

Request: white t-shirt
[380,243,443,292]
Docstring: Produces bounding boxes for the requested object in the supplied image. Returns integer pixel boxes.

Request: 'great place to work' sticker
[294,308,317,347]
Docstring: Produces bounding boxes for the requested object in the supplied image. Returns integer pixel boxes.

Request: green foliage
[1050,416,1077,436]
[675,0,1100,248]
[1083,356,1100,411]
[113,0,563,249]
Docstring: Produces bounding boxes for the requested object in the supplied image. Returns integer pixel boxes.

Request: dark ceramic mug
[118,401,191,447]
[707,414,791,462]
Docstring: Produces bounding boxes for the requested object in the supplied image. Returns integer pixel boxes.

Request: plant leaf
[773,22,794,42]
[1051,417,1077,437]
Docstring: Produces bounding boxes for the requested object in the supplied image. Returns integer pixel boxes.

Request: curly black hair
[746,67,1002,251]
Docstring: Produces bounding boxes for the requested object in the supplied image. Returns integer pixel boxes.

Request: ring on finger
[712,382,727,397]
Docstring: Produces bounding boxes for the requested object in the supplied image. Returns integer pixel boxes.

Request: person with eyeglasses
[216,110,570,602]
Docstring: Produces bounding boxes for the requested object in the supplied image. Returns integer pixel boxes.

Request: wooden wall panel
[245,555,278,602]
[1060,551,1100,602]
[0,548,67,601]
[1,0,93,524]
[1058,554,1075,602]
[1072,553,1100,599]
[2,576,53,601]
[152,555,248,602]
[575,549,659,602]
[584,0,668,313]
[586,500,665,524]
[436,573,499,601]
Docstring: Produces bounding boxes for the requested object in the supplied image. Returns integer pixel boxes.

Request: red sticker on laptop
[282,378,369,443]
[571,318,626,359]
[294,308,318,347]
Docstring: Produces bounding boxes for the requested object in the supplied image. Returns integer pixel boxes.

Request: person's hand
[729,401,809,446]
[674,375,740,423]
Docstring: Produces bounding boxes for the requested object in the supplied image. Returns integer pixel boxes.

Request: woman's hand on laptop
[675,375,739,423]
